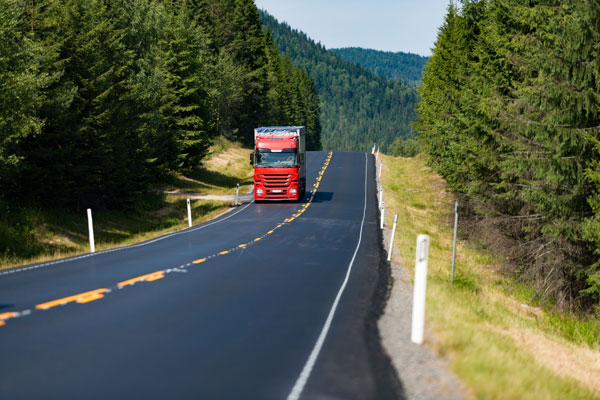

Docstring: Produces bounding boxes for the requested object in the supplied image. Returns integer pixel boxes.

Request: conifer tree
[0,0,48,201]
[158,3,213,173]
[229,0,268,144]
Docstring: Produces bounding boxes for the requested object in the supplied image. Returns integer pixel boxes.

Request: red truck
[250,126,306,201]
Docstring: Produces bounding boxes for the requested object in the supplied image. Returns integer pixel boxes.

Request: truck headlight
[256,188,264,194]
[289,188,297,194]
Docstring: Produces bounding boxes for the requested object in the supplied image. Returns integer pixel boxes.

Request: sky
[253,0,450,57]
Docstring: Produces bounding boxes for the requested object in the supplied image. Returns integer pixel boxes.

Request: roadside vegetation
[0,141,251,270]
[416,0,600,311]
[0,0,320,250]
[382,153,600,399]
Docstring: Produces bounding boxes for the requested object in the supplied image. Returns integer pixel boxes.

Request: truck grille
[262,174,292,187]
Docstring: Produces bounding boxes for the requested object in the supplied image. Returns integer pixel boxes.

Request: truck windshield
[256,148,297,168]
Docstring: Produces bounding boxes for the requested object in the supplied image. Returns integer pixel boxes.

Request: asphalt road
[0,151,402,400]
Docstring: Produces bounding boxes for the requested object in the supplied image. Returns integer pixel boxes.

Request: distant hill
[331,47,429,86]
[259,11,419,153]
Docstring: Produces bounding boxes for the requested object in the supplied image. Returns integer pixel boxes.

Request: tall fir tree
[158,2,213,173]
[0,0,48,202]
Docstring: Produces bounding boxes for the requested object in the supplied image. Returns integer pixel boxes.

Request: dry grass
[491,326,600,394]
[381,153,600,400]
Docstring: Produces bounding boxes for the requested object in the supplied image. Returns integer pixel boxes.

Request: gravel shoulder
[377,193,468,400]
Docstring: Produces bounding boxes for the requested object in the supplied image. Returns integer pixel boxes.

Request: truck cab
[251,126,306,201]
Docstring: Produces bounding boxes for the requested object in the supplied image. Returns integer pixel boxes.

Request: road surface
[0,151,402,400]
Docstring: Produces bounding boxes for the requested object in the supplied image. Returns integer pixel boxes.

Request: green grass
[546,313,600,350]
[381,153,600,399]
[0,140,252,270]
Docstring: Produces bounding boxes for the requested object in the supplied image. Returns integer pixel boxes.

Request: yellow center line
[36,288,109,310]
[193,258,206,264]
[118,271,165,288]
[0,312,17,322]
[219,250,229,255]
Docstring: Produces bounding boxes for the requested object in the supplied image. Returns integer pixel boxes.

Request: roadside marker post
[187,199,192,228]
[451,201,459,285]
[372,144,376,154]
[387,214,398,262]
[411,234,430,345]
[87,208,95,253]
[380,203,385,229]
[379,160,383,178]
[379,187,384,209]
[235,183,240,206]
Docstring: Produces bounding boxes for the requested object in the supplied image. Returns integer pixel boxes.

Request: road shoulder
[379,224,467,400]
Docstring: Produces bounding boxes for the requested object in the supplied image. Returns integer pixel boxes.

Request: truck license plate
[272,189,282,193]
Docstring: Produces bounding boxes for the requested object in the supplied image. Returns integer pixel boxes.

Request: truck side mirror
[250,152,254,165]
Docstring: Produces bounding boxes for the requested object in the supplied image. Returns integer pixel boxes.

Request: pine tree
[21,0,145,208]
[0,0,48,201]
[228,0,268,144]
[158,3,213,174]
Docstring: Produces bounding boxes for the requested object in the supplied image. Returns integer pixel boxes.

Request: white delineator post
[187,198,192,228]
[371,144,376,154]
[379,160,383,178]
[380,203,385,229]
[87,208,95,253]
[379,187,384,209]
[411,234,430,345]
[235,183,240,206]
[387,214,398,261]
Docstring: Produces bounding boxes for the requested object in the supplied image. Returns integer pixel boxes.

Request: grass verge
[0,139,252,270]
[381,153,600,400]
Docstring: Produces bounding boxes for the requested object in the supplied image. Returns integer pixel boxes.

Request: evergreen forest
[331,47,429,86]
[415,0,600,309]
[260,11,420,153]
[0,0,321,212]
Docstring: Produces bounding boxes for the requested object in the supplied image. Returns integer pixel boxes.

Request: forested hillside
[416,0,600,310]
[260,11,419,153]
[0,0,320,214]
[331,47,428,86]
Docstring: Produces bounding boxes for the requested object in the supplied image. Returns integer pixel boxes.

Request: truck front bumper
[254,183,299,201]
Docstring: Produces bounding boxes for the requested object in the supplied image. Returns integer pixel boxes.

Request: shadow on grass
[0,197,228,267]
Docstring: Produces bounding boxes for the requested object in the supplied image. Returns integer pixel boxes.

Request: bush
[388,136,420,157]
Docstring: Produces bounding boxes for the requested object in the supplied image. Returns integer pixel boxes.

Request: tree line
[331,47,429,86]
[415,0,600,310]
[260,10,419,153]
[0,0,321,211]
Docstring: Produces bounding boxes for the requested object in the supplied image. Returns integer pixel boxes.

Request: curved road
[0,151,401,400]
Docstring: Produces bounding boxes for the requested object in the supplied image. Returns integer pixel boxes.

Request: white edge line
[0,200,254,277]
[286,152,368,400]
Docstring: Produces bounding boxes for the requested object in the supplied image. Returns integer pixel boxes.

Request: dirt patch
[491,326,600,394]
